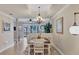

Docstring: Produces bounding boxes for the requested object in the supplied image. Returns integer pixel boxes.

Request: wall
[0,11,14,52]
[52,5,79,55]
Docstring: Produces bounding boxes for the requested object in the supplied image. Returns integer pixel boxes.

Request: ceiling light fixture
[36,6,43,24]
[69,12,79,35]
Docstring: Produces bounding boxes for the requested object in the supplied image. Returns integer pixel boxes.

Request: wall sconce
[69,12,79,35]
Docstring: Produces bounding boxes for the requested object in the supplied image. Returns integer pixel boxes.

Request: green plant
[44,22,52,33]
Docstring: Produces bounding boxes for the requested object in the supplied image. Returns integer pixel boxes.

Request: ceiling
[0,4,66,18]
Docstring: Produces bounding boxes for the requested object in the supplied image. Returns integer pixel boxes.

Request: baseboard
[52,43,64,55]
[0,43,14,53]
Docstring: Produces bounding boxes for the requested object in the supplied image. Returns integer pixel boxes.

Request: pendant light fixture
[36,6,43,24]
[69,12,79,35]
[36,6,43,38]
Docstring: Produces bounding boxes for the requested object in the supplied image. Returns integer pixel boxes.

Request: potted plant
[44,22,52,33]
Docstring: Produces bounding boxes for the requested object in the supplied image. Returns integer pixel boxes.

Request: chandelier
[36,6,43,24]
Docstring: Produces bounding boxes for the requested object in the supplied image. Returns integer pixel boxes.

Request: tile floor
[0,37,60,55]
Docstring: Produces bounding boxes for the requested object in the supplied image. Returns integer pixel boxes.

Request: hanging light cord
[74,13,76,23]
[38,6,40,16]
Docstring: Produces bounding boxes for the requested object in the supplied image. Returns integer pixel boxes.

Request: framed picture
[56,17,63,34]
[3,22,10,31]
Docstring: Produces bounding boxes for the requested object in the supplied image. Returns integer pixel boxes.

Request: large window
[23,22,45,34]
[19,18,52,37]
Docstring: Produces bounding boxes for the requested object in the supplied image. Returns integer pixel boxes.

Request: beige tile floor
[0,46,16,55]
[0,42,25,55]
[0,38,60,55]
[0,46,60,55]
[0,37,28,55]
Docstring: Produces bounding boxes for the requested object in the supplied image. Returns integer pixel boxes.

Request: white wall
[0,11,14,52]
[52,5,79,55]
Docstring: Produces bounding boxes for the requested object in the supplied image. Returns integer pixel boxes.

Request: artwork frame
[3,22,10,31]
[56,17,63,34]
